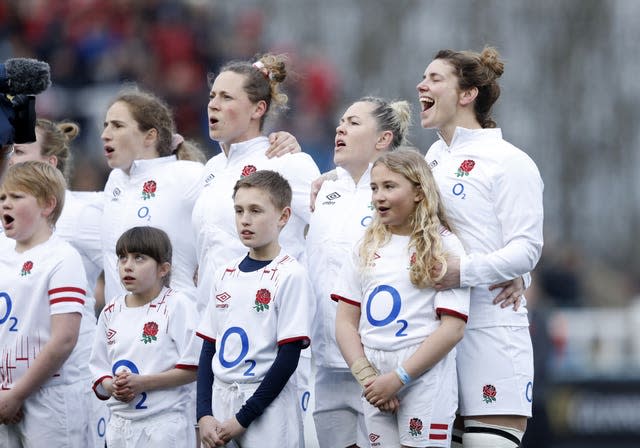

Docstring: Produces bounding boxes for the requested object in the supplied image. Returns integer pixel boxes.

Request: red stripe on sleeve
[436,307,468,323]
[49,286,86,295]
[92,375,113,400]
[430,423,448,430]
[196,332,215,343]
[429,433,447,440]
[278,336,310,348]
[331,294,360,307]
[50,297,85,305]
[176,364,198,371]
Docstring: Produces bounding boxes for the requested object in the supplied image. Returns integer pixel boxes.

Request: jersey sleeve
[282,153,321,225]
[74,195,104,287]
[195,272,220,343]
[48,247,87,315]
[330,245,362,307]
[89,303,114,399]
[168,293,200,370]
[436,231,470,321]
[460,151,544,287]
[274,264,313,348]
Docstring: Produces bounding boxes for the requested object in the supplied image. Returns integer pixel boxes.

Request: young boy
[0,161,90,446]
[195,170,312,448]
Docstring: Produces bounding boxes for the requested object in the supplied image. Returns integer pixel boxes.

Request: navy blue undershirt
[196,254,304,427]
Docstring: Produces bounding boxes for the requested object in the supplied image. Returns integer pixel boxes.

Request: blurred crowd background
[2,0,640,446]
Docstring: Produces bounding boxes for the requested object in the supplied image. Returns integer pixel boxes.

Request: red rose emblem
[456,159,476,177]
[409,417,423,436]
[482,384,497,403]
[141,321,159,343]
[241,165,257,177]
[141,180,157,200]
[20,260,34,276]
[254,288,271,312]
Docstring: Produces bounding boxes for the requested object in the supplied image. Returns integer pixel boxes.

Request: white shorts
[0,381,86,448]
[213,378,301,448]
[313,366,367,448]
[457,326,533,417]
[106,411,190,448]
[364,345,457,448]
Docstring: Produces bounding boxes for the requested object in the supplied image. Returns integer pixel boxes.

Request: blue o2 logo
[525,381,533,403]
[97,417,106,437]
[452,183,466,199]
[300,391,310,411]
[218,326,256,376]
[0,292,19,332]
[360,215,373,227]
[137,206,150,220]
[365,285,408,337]
[112,359,148,409]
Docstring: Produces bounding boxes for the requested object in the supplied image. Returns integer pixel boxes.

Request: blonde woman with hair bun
[306,96,413,448]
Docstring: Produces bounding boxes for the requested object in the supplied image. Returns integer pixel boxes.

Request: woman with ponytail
[417,46,544,448]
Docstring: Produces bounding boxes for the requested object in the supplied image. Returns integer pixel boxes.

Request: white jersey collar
[129,155,177,176]
[438,127,503,150]
[217,136,269,160]
[335,164,373,188]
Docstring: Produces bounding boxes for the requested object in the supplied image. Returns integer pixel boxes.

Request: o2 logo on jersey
[0,292,19,332]
[112,360,148,409]
[452,183,466,200]
[218,326,256,376]
[365,285,408,337]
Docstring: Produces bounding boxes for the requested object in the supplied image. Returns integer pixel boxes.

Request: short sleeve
[48,248,87,315]
[330,244,362,307]
[275,264,313,348]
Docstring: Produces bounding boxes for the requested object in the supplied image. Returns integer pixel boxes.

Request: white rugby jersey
[332,232,469,351]
[425,127,544,329]
[196,252,312,384]
[0,235,90,389]
[191,137,320,302]
[89,287,199,420]
[101,156,204,304]
[306,166,375,368]
[56,190,103,295]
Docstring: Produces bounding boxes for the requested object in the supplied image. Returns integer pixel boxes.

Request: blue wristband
[395,366,412,385]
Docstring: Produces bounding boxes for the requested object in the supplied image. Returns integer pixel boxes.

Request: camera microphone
[0,58,51,95]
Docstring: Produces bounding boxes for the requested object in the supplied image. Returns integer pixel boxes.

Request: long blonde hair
[359,149,453,287]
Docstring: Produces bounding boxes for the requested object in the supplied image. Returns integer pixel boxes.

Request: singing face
[416,58,463,132]
[102,101,156,172]
[334,101,384,178]
[207,71,263,146]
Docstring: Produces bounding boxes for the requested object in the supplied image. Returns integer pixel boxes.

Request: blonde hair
[210,53,289,130]
[2,160,66,225]
[360,149,452,287]
[35,118,79,181]
[358,96,412,150]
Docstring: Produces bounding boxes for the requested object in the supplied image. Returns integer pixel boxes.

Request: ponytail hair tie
[252,61,270,80]
[171,133,184,151]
